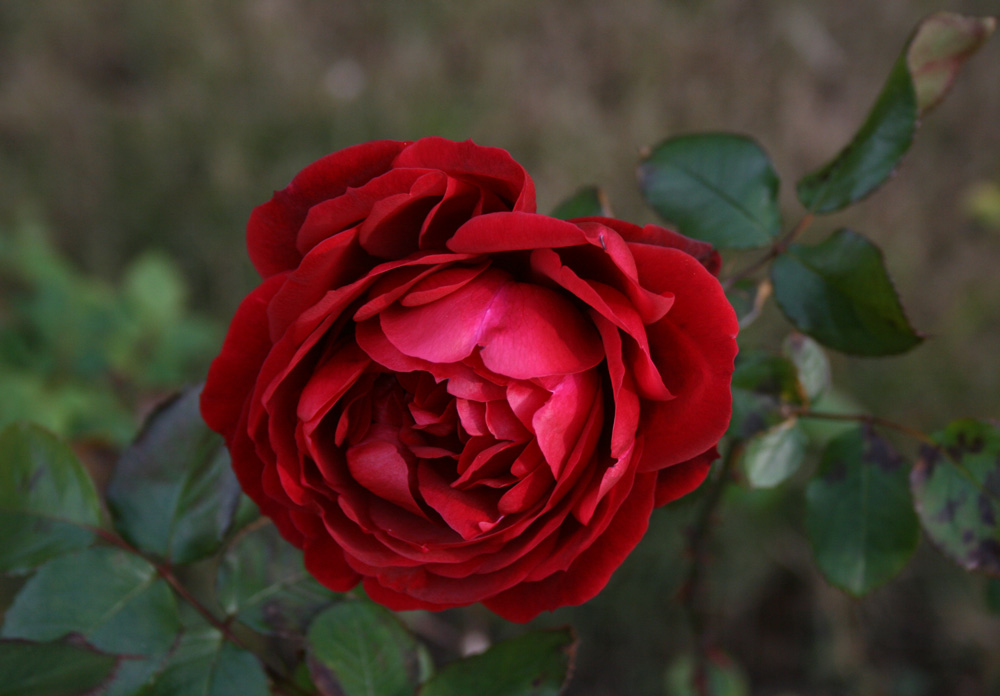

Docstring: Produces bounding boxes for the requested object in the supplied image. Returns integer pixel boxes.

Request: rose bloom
[201,137,737,622]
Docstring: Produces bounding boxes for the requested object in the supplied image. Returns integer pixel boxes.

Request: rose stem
[787,408,936,448]
[92,526,314,696]
[679,440,743,696]
[722,213,815,291]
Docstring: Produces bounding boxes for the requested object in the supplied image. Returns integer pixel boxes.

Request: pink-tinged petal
[393,137,535,211]
[447,211,588,254]
[456,399,489,437]
[533,371,600,478]
[303,534,362,592]
[478,282,604,379]
[202,273,285,438]
[654,447,717,506]
[485,400,531,441]
[572,441,637,525]
[505,382,548,433]
[247,140,406,277]
[417,462,500,540]
[355,317,430,374]
[346,440,427,518]
[638,249,738,471]
[482,472,656,623]
[401,263,491,307]
[530,248,670,400]
[296,168,430,253]
[297,341,371,424]
[498,462,554,515]
[453,440,520,488]
[441,364,507,401]
[379,268,508,364]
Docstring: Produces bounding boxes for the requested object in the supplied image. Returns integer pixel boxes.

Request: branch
[722,213,814,291]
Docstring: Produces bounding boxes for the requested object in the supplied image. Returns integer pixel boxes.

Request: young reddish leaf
[770,229,923,356]
[806,427,919,596]
[551,186,612,220]
[907,13,996,115]
[419,628,576,696]
[911,420,1000,576]
[0,423,103,573]
[0,637,122,696]
[796,12,993,213]
[638,133,781,249]
[106,385,242,564]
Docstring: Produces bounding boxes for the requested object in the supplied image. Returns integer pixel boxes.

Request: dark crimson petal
[654,447,718,507]
[346,440,428,517]
[302,534,362,592]
[447,211,589,253]
[636,247,738,471]
[358,172,447,258]
[247,140,407,277]
[575,216,722,276]
[392,137,536,212]
[532,371,600,477]
[201,273,286,438]
[482,471,657,623]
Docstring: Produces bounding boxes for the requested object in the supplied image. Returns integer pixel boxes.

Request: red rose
[201,137,738,622]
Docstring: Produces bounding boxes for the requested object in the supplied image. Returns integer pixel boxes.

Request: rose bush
[201,137,738,622]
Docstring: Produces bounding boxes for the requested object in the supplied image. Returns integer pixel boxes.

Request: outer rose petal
[654,447,718,507]
[247,140,407,277]
[483,472,657,622]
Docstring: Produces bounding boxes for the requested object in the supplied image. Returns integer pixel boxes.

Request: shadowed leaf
[308,601,423,696]
[138,629,269,696]
[419,628,576,696]
[0,423,103,573]
[665,650,749,696]
[106,385,242,564]
[0,637,121,696]
[638,133,781,249]
[807,427,919,595]
[796,12,993,213]
[771,229,923,355]
[217,523,338,637]
[911,419,1000,576]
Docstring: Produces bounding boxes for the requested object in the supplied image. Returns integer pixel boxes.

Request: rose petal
[654,447,717,506]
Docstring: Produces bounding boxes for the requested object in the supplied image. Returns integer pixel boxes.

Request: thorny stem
[787,407,936,448]
[679,440,743,696]
[722,213,815,291]
[92,527,314,696]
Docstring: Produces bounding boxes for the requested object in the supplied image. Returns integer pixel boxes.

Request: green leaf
[551,186,611,220]
[217,523,338,637]
[419,628,576,696]
[638,133,781,249]
[910,419,1000,576]
[742,419,808,489]
[1,547,180,656]
[307,601,423,696]
[138,629,269,696]
[665,651,749,696]
[106,385,242,564]
[806,428,920,596]
[0,638,121,696]
[727,351,805,440]
[782,333,831,403]
[796,12,993,213]
[0,423,102,573]
[907,13,996,115]
[770,229,923,356]
[725,279,771,330]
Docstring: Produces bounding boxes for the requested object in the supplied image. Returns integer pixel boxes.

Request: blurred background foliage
[0,0,998,694]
